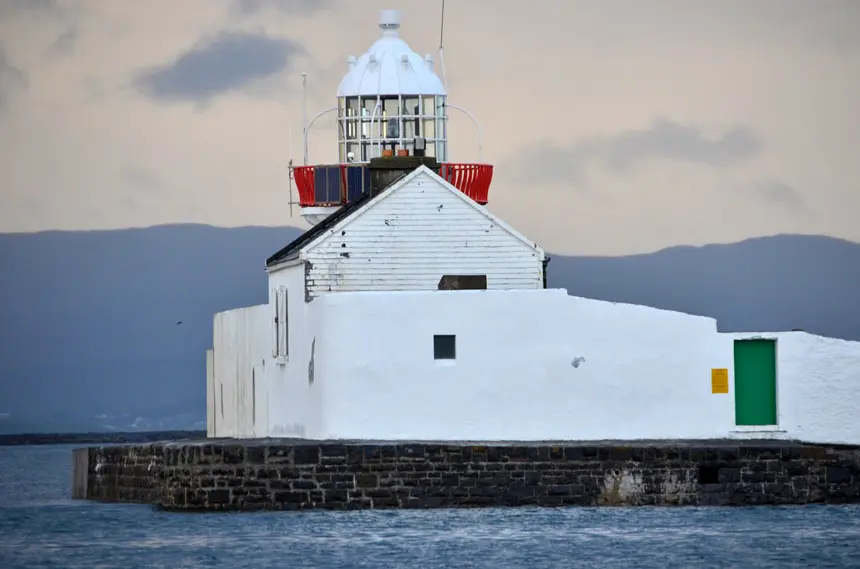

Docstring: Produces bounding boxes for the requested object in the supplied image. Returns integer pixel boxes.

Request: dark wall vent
[438,275,488,291]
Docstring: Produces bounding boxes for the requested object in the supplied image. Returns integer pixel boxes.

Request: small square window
[434,334,456,360]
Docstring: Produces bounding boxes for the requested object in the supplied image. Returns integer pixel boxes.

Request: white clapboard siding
[303,168,543,296]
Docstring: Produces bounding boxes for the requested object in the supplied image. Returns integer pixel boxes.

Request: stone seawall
[73,440,860,511]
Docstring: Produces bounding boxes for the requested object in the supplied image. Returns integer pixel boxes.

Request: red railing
[439,163,493,205]
[293,163,494,207]
[294,165,330,207]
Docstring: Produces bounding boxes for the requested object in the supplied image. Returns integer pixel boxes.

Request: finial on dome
[379,9,401,33]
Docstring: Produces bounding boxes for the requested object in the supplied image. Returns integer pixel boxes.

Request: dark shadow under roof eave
[265,191,375,269]
[264,251,300,268]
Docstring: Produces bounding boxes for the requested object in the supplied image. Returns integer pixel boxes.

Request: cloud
[48,26,79,57]
[0,0,81,58]
[600,119,761,172]
[512,118,762,186]
[747,180,805,210]
[0,0,59,20]
[728,1,860,53]
[120,166,162,192]
[134,31,304,103]
[0,47,26,110]
[234,0,334,15]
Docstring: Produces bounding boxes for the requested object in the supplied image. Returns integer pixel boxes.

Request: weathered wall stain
[600,468,643,505]
[308,337,316,385]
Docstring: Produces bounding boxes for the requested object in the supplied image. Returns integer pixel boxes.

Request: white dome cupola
[337,10,446,98]
[335,9,449,164]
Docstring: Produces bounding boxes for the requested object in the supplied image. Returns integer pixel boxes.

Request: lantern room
[293,9,494,226]
[337,9,448,163]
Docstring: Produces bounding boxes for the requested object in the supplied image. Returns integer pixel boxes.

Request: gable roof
[265,165,544,270]
[266,189,376,269]
[420,167,546,258]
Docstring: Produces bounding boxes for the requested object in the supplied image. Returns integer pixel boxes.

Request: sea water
[1,444,859,568]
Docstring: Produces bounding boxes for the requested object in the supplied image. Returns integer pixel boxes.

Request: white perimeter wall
[212,305,269,438]
[209,287,860,445]
[265,263,324,439]
[206,349,214,437]
[211,264,327,439]
[312,289,860,444]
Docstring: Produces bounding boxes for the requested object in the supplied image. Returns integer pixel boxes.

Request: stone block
[355,474,379,488]
[364,445,397,461]
[207,489,231,505]
[827,467,853,484]
[503,446,530,461]
[347,498,372,510]
[371,497,399,508]
[395,444,424,460]
[440,474,459,486]
[345,446,364,464]
[324,490,349,502]
[538,495,565,507]
[246,446,266,465]
[293,446,319,465]
[222,445,244,465]
[611,447,634,462]
[274,491,308,504]
[523,470,541,485]
[321,445,347,459]
[364,488,394,499]
[267,445,292,463]
[718,467,741,483]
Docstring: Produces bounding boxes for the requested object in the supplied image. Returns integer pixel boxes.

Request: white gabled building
[266,165,546,297]
[206,9,860,446]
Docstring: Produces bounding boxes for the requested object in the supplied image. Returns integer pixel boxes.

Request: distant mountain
[549,234,860,342]
[0,224,301,434]
[0,430,206,447]
[0,225,857,434]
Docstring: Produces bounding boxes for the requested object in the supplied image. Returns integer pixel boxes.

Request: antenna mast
[301,72,309,165]
[288,122,294,218]
[438,0,449,92]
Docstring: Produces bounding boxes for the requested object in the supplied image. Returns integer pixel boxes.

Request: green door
[734,339,777,425]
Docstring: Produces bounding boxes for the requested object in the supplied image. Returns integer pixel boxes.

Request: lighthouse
[293,9,493,225]
[200,10,860,455]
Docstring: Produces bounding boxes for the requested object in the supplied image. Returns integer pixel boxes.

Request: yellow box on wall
[711,368,729,394]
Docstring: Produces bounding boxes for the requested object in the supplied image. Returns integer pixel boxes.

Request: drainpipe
[542,256,551,289]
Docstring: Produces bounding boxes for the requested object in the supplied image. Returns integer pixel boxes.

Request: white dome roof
[336,10,446,98]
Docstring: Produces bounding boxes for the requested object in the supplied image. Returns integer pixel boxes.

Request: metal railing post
[445,103,483,163]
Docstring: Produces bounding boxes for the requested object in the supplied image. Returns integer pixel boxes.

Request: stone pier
[72,439,860,511]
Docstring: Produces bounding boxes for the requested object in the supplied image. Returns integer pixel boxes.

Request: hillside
[551,234,860,341]
[1,225,857,433]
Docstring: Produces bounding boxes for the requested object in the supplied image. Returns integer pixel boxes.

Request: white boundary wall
[210,289,860,445]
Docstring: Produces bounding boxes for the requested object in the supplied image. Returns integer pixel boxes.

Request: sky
[0,0,858,255]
